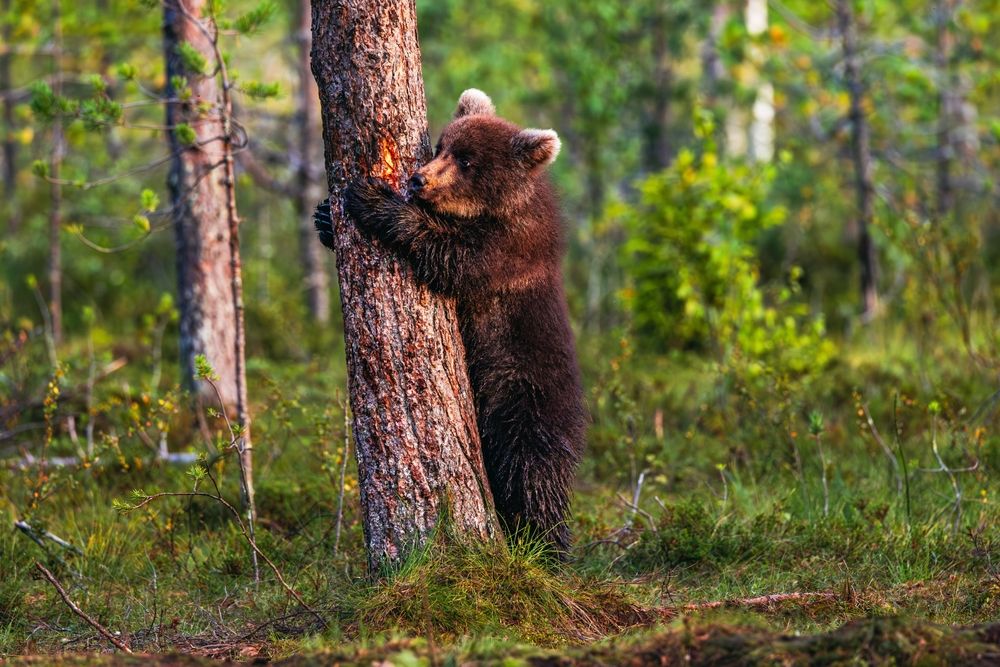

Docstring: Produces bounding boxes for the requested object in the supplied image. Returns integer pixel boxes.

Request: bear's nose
[408,173,427,193]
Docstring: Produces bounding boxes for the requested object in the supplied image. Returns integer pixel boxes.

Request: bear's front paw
[344,178,401,233]
[313,199,335,250]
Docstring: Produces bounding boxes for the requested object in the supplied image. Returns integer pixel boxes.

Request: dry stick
[34,562,133,653]
[861,403,903,495]
[333,402,351,557]
[126,491,326,628]
[680,591,836,612]
[202,373,258,584]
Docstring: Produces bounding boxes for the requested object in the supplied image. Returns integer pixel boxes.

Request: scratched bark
[310,0,500,572]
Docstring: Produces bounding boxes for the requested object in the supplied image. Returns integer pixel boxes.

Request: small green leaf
[133,215,151,233]
[116,62,137,80]
[31,160,49,178]
[140,188,160,212]
[240,81,280,99]
[174,123,197,145]
[234,1,276,34]
[176,41,208,75]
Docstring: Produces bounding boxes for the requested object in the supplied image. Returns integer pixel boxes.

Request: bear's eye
[457,157,472,170]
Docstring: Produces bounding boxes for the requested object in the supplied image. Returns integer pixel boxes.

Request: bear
[315,89,587,556]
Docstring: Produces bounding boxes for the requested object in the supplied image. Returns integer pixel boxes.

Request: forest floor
[2,331,999,663]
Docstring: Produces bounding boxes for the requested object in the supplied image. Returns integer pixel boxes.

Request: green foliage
[240,80,280,99]
[176,41,208,75]
[620,113,833,384]
[233,0,276,34]
[173,123,197,145]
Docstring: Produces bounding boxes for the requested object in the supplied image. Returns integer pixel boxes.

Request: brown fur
[316,90,586,555]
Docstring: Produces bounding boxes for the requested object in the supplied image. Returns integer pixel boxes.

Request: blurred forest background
[2,0,1000,661]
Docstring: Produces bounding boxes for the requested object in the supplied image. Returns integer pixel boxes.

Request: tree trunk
[641,6,673,173]
[836,0,879,320]
[935,0,955,219]
[164,0,240,410]
[295,0,330,324]
[310,0,500,573]
[702,3,730,102]
[48,0,63,345]
[1,0,18,228]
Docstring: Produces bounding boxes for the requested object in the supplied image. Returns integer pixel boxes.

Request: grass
[1,321,999,661]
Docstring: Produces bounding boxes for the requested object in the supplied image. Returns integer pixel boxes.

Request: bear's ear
[512,128,561,169]
[454,88,496,118]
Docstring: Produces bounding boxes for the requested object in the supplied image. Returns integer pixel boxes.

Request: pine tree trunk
[164,0,240,410]
[310,0,500,573]
[48,0,63,346]
[836,0,879,320]
[935,0,955,219]
[295,0,330,324]
[164,0,255,525]
[1,0,18,227]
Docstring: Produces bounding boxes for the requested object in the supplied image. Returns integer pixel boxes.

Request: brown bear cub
[315,89,586,555]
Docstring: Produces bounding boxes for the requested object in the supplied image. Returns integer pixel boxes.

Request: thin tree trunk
[295,0,329,324]
[1,0,18,225]
[164,0,254,522]
[164,0,239,409]
[48,0,63,345]
[641,6,673,173]
[702,3,730,103]
[747,0,774,162]
[935,0,955,219]
[836,0,879,320]
[311,0,500,573]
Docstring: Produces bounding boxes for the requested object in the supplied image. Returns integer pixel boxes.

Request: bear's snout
[408,172,427,196]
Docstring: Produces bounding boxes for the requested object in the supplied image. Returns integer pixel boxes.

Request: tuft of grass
[347,534,652,646]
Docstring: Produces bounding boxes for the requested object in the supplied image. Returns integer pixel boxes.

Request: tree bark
[641,6,673,173]
[934,0,955,219]
[835,0,879,320]
[48,0,63,345]
[310,0,500,573]
[1,0,18,227]
[164,0,239,410]
[163,0,255,524]
[295,0,330,324]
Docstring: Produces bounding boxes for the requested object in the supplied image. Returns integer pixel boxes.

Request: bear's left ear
[454,89,496,118]
[512,128,561,169]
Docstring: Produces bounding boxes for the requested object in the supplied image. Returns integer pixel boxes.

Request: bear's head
[407,89,561,219]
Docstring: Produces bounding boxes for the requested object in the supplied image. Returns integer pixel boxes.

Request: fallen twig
[678,591,837,613]
[34,561,133,653]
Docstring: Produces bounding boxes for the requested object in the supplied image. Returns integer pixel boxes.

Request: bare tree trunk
[702,3,730,101]
[164,0,238,409]
[311,0,500,573]
[48,0,63,345]
[836,0,879,320]
[935,0,955,219]
[164,0,254,521]
[1,0,18,226]
[641,6,673,173]
[295,0,330,324]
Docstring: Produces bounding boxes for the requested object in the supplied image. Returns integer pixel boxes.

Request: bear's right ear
[454,89,496,118]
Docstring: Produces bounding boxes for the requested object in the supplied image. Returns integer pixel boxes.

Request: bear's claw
[313,199,335,250]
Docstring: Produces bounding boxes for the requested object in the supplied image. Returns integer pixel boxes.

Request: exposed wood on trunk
[835,0,879,320]
[295,0,330,324]
[48,0,63,345]
[163,0,254,521]
[310,0,500,573]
